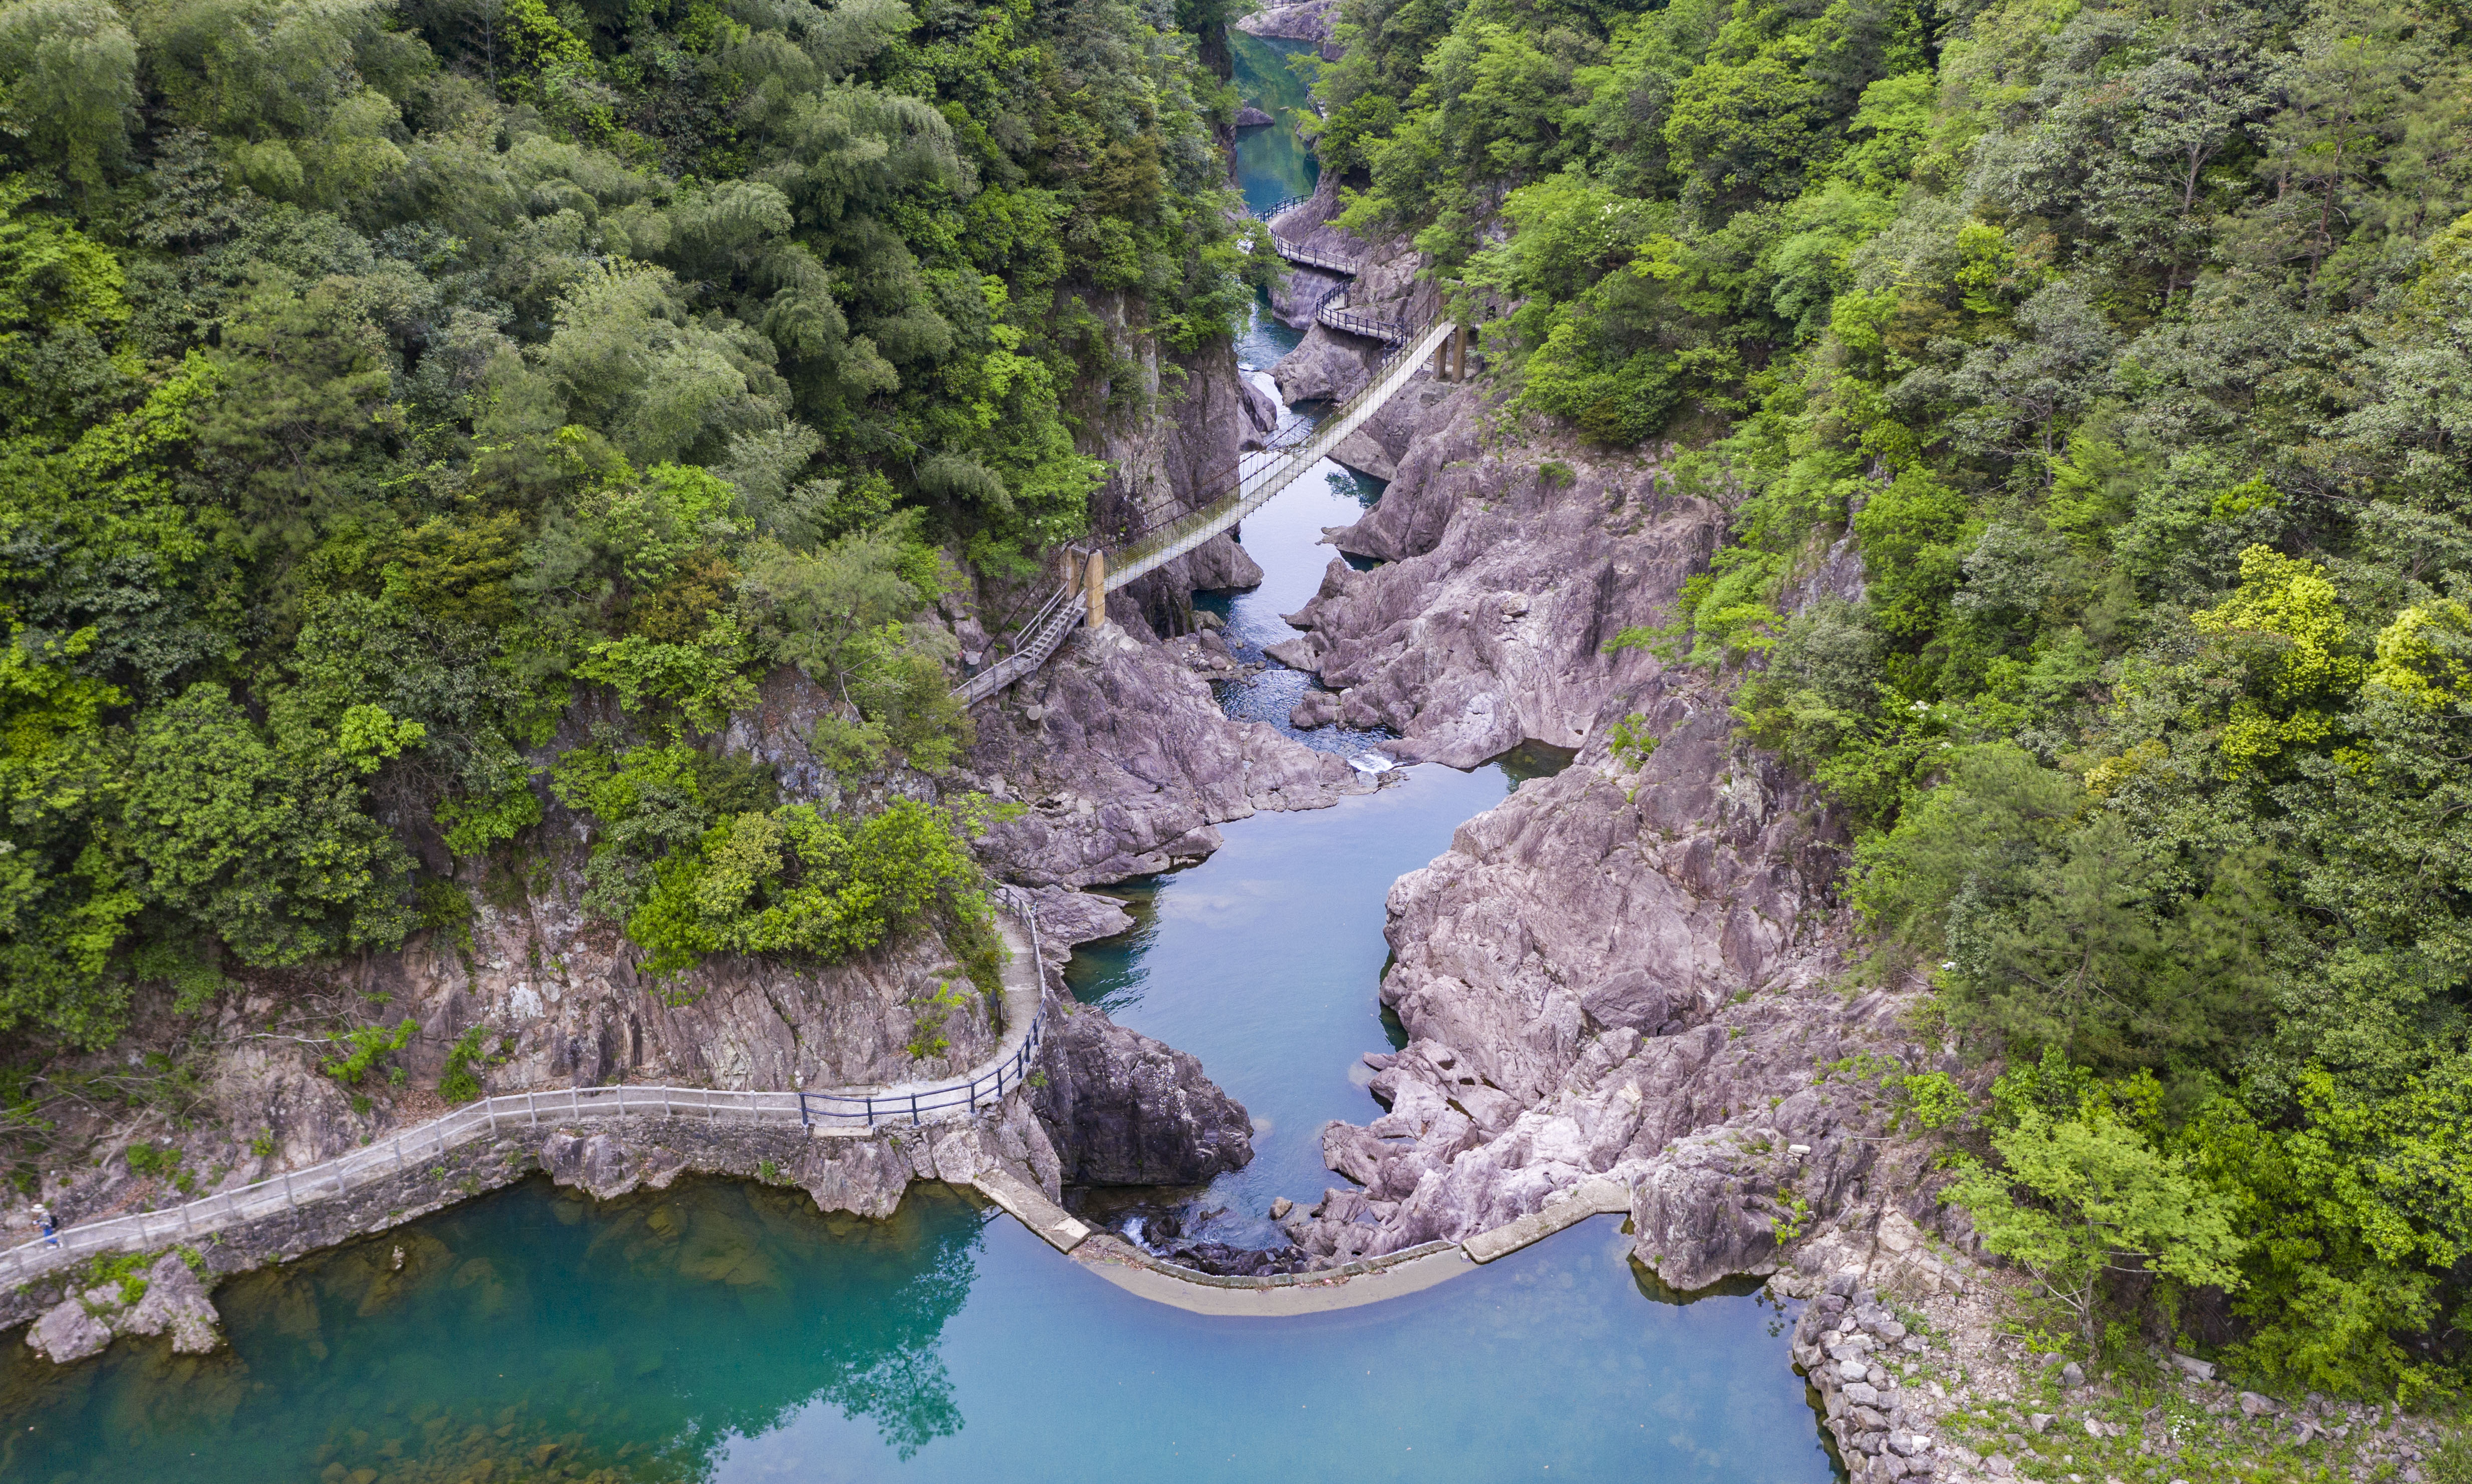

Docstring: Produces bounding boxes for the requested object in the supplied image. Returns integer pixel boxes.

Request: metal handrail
[974,576,1075,670]
[951,587,1086,707]
[1314,284,1406,343]
[1101,318,1452,588]
[1270,234,1359,275]
[2,897,1054,1286]
[945,182,1453,704]
[797,1013,1046,1127]
[948,316,1449,681]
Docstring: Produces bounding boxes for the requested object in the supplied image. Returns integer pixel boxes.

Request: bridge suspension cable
[952,315,1466,708]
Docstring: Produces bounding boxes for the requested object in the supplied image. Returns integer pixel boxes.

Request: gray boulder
[799,1138,913,1219]
[1033,1002,1254,1185]
[1239,374,1282,450]
[25,1251,224,1364]
[539,1129,686,1200]
[1581,972,1675,1035]
[1290,690,1341,729]
[27,1295,113,1364]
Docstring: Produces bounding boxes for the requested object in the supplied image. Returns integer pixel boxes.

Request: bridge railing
[799,1014,1046,1128]
[2,896,1053,1286]
[953,581,1082,707]
[1102,317,1454,588]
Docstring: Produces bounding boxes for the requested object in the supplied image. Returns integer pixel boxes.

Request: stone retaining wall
[1792,1271,1940,1480]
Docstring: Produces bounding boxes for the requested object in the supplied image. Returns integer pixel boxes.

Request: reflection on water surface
[1,1178,1835,1483]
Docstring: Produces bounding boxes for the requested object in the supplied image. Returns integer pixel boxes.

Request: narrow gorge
[6,0,2469,1480]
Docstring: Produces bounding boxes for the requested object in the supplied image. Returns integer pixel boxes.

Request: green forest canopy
[1309,0,2472,1399]
[0,0,1253,1047]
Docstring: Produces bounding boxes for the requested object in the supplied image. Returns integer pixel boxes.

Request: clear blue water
[1196,443,1391,754]
[1077,407,1571,1243]
[0,1180,1834,1482]
[1230,32,1320,215]
[1064,761,1542,1247]
[0,55,1839,1484]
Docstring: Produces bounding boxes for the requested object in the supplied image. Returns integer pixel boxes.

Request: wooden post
[1432,335,1449,380]
[1085,550,1106,628]
[1452,322,1469,381]
[1062,547,1081,596]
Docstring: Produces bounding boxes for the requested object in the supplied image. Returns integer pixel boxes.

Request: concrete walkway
[805,911,1046,1133]
[963,1164,1636,1318]
[3,902,1054,1284]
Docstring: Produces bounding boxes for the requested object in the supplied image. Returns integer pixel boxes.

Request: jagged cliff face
[10,663,1010,1246]
[961,623,1369,885]
[1264,172,1433,406]
[1071,293,1270,634]
[1278,381,1716,766]
[954,294,1379,888]
[1249,340,1943,1289]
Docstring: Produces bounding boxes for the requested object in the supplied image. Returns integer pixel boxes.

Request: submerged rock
[1033,1002,1255,1185]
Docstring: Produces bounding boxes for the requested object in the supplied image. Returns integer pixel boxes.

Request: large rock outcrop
[1235,0,1337,44]
[1033,1001,1256,1186]
[1267,175,1440,404]
[1266,382,1935,1290]
[1079,305,1264,635]
[1281,383,1719,768]
[964,620,1369,886]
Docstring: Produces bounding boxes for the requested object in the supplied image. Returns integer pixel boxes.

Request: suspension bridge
[951,204,1475,707]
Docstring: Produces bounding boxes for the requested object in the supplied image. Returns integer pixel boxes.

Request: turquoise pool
[0,1179,1834,1482]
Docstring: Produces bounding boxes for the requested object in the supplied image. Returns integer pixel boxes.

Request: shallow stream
[0,57,1841,1484]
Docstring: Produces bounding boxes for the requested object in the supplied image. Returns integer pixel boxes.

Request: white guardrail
[3,894,1051,1287]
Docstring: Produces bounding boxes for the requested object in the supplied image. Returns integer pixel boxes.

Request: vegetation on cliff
[0,0,1251,1077]
[1315,0,2472,1398]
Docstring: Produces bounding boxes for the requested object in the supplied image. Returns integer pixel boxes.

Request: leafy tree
[626,796,993,978]
[120,683,415,967]
[0,627,135,1046]
[1313,0,2472,1391]
[1949,1070,2246,1342]
[0,0,138,192]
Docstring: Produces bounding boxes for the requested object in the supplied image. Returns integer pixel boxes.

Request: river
[0,39,1841,1484]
